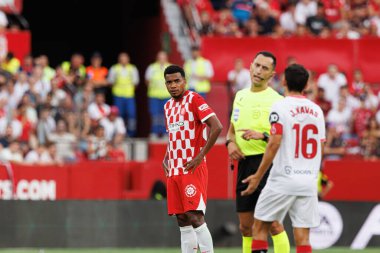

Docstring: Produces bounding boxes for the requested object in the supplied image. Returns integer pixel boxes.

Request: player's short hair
[285,64,309,92]
[164,65,186,78]
[254,51,277,69]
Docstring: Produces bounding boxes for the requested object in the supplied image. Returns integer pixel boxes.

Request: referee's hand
[241,175,260,196]
[227,142,245,160]
[238,129,264,141]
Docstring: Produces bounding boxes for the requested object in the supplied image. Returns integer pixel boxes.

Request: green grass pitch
[0,248,379,253]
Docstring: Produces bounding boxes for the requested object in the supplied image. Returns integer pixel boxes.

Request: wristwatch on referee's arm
[225,139,234,147]
[262,132,270,142]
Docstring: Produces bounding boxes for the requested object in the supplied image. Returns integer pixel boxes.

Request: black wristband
[262,132,270,142]
[225,139,234,147]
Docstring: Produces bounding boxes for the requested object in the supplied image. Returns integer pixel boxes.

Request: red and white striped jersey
[164,91,215,177]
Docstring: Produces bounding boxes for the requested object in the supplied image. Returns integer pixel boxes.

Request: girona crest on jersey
[184,184,197,197]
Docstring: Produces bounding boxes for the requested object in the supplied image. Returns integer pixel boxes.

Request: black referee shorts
[235,154,271,212]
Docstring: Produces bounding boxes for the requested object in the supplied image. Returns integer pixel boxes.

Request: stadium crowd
[229,56,380,160]
[0,0,379,165]
[179,0,380,39]
[0,49,378,166]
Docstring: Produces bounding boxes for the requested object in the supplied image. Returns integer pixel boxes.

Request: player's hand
[238,129,264,141]
[240,174,260,196]
[162,160,169,177]
[184,156,203,174]
[227,141,245,160]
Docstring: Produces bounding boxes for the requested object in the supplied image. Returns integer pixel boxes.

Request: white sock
[180,225,198,253]
[194,223,214,253]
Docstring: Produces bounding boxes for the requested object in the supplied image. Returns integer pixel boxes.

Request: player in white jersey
[163,65,223,253]
[241,64,326,253]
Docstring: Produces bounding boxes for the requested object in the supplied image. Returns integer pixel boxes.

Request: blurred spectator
[361,117,380,160]
[352,96,374,138]
[46,142,63,165]
[376,108,380,125]
[36,107,56,145]
[280,2,297,35]
[304,70,318,100]
[244,18,260,37]
[0,112,22,140]
[49,79,67,108]
[0,141,23,163]
[86,52,109,92]
[19,94,38,127]
[47,119,77,162]
[2,52,20,74]
[324,126,346,160]
[227,58,250,94]
[369,0,380,16]
[88,90,110,122]
[184,45,214,99]
[255,2,277,35]
[106,142,126,162]
[214,8,235,35]
[228,21,244,37]
[230,0,254,26]
[51,66,67,89]
[37,55,55,82]
[0,124,17,148]
[14,72,30,100]
[32,65,51,103]
[145,51,171,138]
[100,106,126,143]
[24,144,52,165]
[317,64,347,104]
[87,125,107,160]
[352,69,366,95]
[326,98,352,135]
[61,53,86,79]
[0,10,8,29]
[20,54,34,76]
[362,84,379,111]
[295,0,317,25]
[335,20,361,39]
[108,52,139,137]
[16,104,35,146]
[306,2,331,36]
[74,81,94,113]
[6,78,23,112]
[337,85,360,111]
[321,0,346,24]
[199,11,214,35]
[294,23,311,37]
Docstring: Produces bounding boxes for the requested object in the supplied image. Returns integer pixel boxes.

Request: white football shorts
[254,188,320,228]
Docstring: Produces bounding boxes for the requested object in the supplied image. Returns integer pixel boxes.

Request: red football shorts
[167,165,208,215]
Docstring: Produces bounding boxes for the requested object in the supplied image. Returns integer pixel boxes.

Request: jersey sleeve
[269,102,284,135]
[192,93,215,123]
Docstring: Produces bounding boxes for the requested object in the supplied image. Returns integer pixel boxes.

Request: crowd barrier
[201,37,380,84]
[0,143,379,201]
